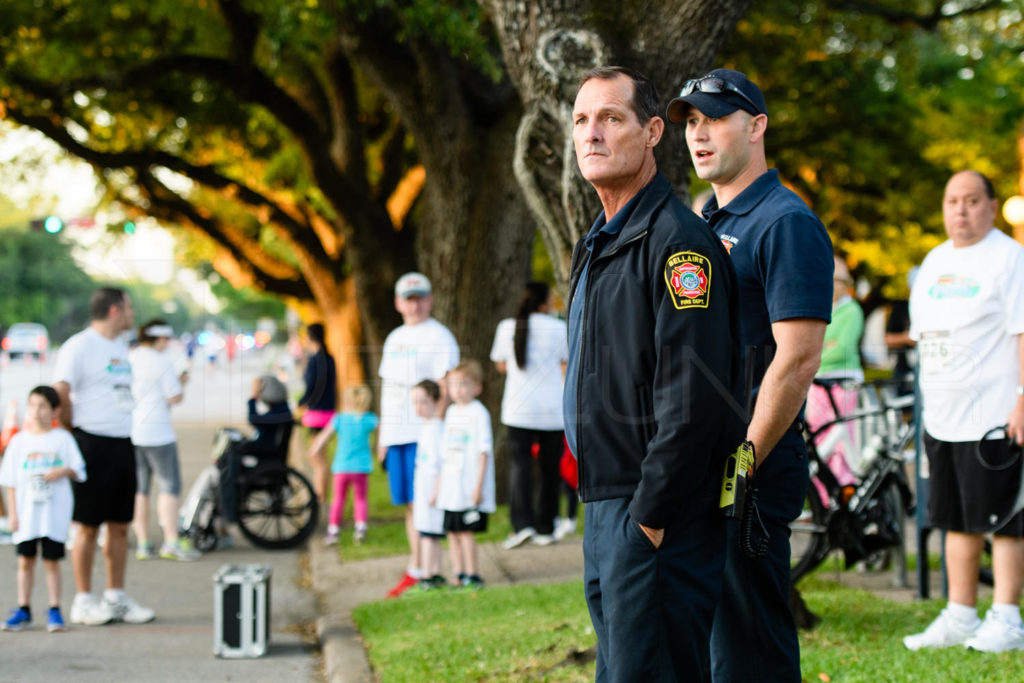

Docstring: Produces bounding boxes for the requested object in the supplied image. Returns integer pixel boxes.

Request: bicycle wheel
[790,479,830,584]
[236,466,319,550]
[859,478,907,575]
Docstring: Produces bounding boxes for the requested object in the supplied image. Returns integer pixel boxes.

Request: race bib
[29,474,52,503]
[114,383,135,412]
[918,331,953,376]
[442,447,464,474]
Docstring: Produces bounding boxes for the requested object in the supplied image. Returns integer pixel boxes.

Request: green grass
[353,581,595,682]
[321,455,581,561]
[799,576,1023,682]
[353,574,1024,683]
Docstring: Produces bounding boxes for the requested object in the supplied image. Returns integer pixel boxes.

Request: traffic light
[29,215,64,233]
[123,220,136,235]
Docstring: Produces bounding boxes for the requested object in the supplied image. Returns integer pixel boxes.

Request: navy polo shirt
[702,169,833,394]
[564,189,647,460]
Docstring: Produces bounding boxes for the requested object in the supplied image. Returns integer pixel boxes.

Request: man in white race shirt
[378,272,459,597]
[53,287,155,626]
[904,170,1024,653]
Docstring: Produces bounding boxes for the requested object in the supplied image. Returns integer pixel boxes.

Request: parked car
[2,322,50,360]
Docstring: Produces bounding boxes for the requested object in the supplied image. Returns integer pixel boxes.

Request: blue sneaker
[47,607,67,633]
[2,607,31,631]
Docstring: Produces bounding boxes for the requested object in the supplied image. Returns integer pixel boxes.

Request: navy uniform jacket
[565,173,745,529]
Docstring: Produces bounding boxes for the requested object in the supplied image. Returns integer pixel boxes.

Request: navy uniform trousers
[710,439,809,682]
[584,494,725,682]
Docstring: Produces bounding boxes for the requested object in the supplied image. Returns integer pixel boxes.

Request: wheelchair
[179,425,319,551]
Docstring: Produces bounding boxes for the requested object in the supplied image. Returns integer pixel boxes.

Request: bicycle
[790,378,916,585]
[179,426,320,551]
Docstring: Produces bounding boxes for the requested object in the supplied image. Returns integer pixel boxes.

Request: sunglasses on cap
[679,75,762,115]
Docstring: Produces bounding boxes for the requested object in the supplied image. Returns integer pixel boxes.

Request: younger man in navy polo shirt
[667,69,834,682]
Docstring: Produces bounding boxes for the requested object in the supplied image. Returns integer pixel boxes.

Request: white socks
[991,603,1023,626]
[947,601,980,626]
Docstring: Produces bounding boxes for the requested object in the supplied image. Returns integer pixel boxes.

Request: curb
[310,539,375,683]
[309,533,586,682]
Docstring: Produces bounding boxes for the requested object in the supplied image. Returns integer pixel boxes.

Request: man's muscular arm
[748,318,826,468]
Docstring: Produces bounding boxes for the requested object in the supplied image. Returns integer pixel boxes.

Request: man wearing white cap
[378,272,459,597]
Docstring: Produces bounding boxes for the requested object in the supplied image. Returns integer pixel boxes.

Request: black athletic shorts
[16,537,66,561]
[925,431,1024,536]
[71,428,137,526]
[443,509,488,534]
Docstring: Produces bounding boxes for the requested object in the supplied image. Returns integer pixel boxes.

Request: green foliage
[0,229,95,341]
[721,1,1024,299]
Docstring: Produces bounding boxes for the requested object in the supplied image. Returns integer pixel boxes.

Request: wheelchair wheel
[188,494,219,553]
[236,466,319,550]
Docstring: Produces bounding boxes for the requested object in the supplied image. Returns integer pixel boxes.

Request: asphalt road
[0,350,322,682]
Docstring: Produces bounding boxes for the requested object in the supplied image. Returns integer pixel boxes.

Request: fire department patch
[664,251,711,310]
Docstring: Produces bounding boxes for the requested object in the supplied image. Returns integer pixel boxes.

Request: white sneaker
[532,534,555,546]
[553,517,577,541]
[502,527,535,550]
[903,608,980,650]
[965,610,1024,653]
[104,594,155,624]
[70,594,115,626]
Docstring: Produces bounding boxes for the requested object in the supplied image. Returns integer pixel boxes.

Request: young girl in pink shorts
[310,385,378,545]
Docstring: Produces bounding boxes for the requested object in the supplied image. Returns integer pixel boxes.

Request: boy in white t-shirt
[434,361,494,590]
[409,379,448,590]
[0,386,87,632]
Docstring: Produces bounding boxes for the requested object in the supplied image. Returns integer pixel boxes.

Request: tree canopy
[720,0,1024,301]
[2,0,1023,366]
[0,227,95,341]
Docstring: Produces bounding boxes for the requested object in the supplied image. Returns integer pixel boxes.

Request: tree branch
[323,45,368,192]
[12,50,371,225]
[375,120,409,202]
[5,102,336,276]
[824,0,1003,30]
[135,170,314,299]
[216,0,261,67]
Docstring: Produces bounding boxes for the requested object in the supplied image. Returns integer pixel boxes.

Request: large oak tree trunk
[486,0,756,294]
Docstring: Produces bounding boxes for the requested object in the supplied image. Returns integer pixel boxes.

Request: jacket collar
[599,172,673,248]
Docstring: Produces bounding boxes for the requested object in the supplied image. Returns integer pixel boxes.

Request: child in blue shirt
[311,385,378,545]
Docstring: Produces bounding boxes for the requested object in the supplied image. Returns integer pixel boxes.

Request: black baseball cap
[666,68,767,123]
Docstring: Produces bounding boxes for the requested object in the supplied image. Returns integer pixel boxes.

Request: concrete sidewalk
[309,533,586,682]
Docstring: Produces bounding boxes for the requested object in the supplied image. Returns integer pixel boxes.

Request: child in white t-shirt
[410,379,448,590]
[434,361,495,590]
[0,386,87,632]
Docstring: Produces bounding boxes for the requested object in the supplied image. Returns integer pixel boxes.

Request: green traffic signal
[123,220,136,234]
[44,215,63,233]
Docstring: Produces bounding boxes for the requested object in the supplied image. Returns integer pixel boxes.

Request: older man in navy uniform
[565,65,744,681]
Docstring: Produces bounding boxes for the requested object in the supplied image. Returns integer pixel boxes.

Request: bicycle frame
[792,379,916,583]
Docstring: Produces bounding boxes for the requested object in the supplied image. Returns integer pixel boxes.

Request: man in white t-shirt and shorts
[54,287,155,626]
[378,273,460,597]
[904,170,1024,653]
